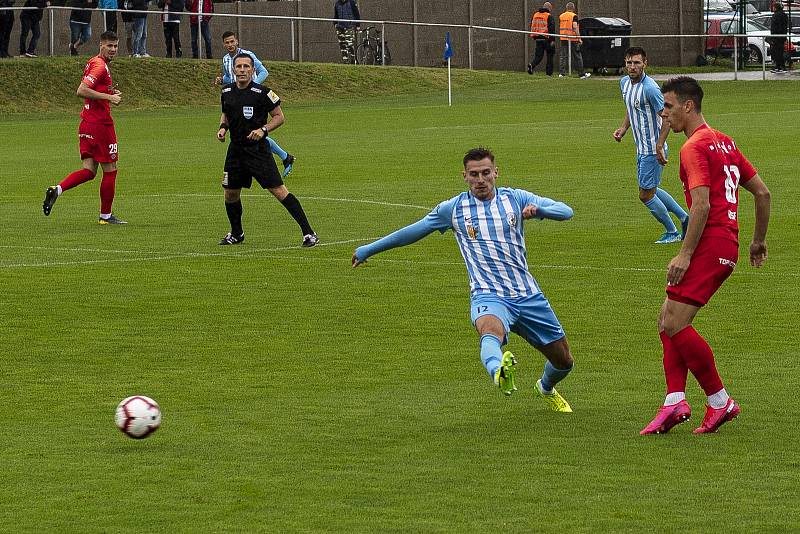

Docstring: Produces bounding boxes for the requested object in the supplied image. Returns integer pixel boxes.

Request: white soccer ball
[115,396,161,439]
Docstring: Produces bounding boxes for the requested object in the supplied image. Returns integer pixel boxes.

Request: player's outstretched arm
[740,174,771,267]
[352,217,439,268]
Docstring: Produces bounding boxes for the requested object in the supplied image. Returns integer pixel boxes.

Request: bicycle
[356,26,392,65]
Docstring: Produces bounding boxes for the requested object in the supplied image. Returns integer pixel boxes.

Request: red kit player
[43,31,127,224]
[641,76,772,435]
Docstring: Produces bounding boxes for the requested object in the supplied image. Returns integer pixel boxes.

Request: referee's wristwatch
[260,125,268,135]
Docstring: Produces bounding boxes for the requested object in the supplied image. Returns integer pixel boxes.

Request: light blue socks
[480,334,503,378]
[645,195,678,233]
[267,137,288,161]
[656,188,688,224]
[540,361,573,393]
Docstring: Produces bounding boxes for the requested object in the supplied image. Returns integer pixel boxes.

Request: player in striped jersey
[352,148,576,411]
[614,47,688,244]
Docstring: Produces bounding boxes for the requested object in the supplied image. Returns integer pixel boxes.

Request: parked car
[750,11,800,34]
[705,0,760,14]
[706,14,799,64]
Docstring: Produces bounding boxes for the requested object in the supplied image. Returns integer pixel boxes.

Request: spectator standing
[0,0,14,58]
[130,0,149,57]
[187,0,212,59]
[69,0,96,56]
[770,2,789,73]
[19,0,50,57]
[158,0,183,58]
[333,0,360,64]
[120,0,134,56]
[558,2,589,79]
[98,0,117,33]
[527,1,556,76]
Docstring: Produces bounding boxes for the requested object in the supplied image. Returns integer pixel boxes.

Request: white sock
[99,213,111,219]
[664,392,685,406]
[56,185,63,196]
[708,388,729,409]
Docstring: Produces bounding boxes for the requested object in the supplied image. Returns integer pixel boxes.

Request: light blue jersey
[620,73,664,156]
[222,48,268,85]
[354,187,573,298]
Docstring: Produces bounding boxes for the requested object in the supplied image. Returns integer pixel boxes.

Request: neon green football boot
[494,351,518,396]
[535,379,573,412]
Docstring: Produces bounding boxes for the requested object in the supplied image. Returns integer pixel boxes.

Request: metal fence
[1,4,795,80]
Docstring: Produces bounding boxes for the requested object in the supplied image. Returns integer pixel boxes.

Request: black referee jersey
[221,82,281,145]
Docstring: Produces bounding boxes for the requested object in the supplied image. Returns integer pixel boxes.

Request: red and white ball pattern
[115,396,161,439]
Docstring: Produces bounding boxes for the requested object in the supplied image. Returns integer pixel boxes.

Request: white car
[708,15,799,64]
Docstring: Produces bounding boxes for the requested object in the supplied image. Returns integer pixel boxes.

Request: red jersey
[80,55,114,125]
[678,124,757,244]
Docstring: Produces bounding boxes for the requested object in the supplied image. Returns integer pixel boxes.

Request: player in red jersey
[640,76,771,435]
[42,31,127,224]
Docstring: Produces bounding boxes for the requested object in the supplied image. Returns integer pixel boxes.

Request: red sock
[660,330,687,394]
[100,170,117,214]
[59,168,96,192]
[670,326,724,396]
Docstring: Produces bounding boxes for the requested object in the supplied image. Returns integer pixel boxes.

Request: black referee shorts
[223,141,283,190]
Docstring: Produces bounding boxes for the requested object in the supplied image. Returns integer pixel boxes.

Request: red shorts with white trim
[78,120,118,163]
[666,236,738,307]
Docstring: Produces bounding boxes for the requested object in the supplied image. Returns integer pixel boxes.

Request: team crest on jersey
[243,106,254,119]
[506,212,517,227]
[464,217,479,239]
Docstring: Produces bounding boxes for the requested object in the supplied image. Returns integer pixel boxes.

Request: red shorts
[78,120,118,163]
[666,236,738,307]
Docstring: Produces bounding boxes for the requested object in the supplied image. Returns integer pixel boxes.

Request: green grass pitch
[1,76,798,532]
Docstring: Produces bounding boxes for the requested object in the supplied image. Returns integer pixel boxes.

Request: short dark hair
[661,76,704,112]
[100,31,118,42]
[233,53,254,67]
[463,147,495,168]
[221,30,236,41]
[624,46,647,60]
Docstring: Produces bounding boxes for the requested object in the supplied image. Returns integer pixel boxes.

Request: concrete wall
[2,0,702,68]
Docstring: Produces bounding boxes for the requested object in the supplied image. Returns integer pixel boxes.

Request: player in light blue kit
[216,30,295,177]
[613,47,688,244]
[352,148,576,411]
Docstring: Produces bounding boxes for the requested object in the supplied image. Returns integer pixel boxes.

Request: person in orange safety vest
[527,1,556,76]
[558,2,590,79]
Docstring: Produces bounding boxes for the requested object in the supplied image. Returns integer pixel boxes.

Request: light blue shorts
[470,292,565,348]
[637,153,665,190]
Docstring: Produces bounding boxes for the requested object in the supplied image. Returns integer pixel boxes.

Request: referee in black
[216,53,318,247]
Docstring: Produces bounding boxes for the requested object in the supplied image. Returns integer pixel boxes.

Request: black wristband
[219,123,228,130]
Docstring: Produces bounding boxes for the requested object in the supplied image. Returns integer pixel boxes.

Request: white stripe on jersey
[622,75,662,156]
[451,191,539,298]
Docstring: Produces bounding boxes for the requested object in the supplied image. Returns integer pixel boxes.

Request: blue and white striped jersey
[222,48,268,85]
[620,73,665,156]
[354,187,573,299]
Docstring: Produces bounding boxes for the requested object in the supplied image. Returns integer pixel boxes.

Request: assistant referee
[216,53,317,247]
